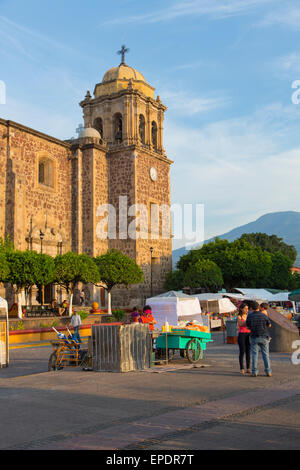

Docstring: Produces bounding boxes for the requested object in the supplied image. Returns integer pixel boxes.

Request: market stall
[146,291,203,330]
[194,294,237,329]
[0,297,9,368]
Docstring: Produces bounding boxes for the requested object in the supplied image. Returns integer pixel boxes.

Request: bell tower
[79,49,173,303]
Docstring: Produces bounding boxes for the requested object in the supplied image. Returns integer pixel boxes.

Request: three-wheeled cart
[155,329,213,363]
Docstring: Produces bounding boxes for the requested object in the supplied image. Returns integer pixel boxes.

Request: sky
[1,0,300,249]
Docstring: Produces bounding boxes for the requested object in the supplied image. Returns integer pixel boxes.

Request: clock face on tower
[150,167,157,182]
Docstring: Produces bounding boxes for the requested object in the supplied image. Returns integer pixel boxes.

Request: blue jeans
[73,326,82,344]
[250,336,271,375]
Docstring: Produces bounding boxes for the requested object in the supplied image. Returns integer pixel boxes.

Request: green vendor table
[155,329,213,363]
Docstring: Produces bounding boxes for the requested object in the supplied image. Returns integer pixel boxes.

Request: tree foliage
[164,269,185,291]
[240,233,297,264]
[54,252,100,294]
[183,258,223,290]
[4,250,55,295]
[94,249,143,292]
[173,233,297,291]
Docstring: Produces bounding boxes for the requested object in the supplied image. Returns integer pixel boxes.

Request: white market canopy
[270,292,291,302]
[152,290,191,298]
[227,289,292,303]
[193,293,224,301]
[230,288,275,302]
[146,291,202,329]
[194,294,237,314]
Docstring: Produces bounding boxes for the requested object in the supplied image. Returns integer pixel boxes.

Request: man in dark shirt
[246,301,272,377]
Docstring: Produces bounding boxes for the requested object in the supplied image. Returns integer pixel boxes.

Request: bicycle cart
[155,328,213,363]
[48,328,89,371]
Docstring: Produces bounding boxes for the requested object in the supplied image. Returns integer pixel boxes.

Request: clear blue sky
[1,0,300,249]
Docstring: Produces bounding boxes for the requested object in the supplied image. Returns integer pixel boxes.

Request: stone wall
[0,120,72,255]
[0,119,72,305]
[135,149,172,293]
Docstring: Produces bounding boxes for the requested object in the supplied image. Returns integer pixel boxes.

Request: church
[0,49,173,308]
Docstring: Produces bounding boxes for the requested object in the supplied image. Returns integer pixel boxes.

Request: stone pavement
[1,332,299,450]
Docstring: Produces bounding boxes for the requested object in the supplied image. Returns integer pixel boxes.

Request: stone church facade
[0,59,173,308]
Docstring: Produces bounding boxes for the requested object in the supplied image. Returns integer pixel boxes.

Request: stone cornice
[69,140,107,157]
[0,118,71,149]
[80,88,167,112]
[107,144,173,165]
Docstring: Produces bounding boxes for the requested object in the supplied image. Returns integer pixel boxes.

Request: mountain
[172,211,300,268]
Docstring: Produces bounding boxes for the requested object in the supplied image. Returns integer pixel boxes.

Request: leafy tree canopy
[94,249,143,292]
[164,269,185,291]
[175,237,279,290]
[183,258,224,290]
[54,252,100,293]
[240,233,297,264]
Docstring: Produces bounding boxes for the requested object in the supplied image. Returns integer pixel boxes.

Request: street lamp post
[150,247,153,298]
[39,230,44,254]
[25,236,33,251]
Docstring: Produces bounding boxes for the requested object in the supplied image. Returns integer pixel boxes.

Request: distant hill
[172,211,300,268]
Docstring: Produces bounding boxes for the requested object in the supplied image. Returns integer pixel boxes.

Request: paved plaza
[1,332,299,450]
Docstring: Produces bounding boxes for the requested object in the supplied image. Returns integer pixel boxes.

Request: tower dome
[102,64,147,84]
[79,126,101,139]
[94,63,155,99]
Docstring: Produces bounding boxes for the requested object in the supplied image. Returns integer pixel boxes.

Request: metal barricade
[92,323,152,372]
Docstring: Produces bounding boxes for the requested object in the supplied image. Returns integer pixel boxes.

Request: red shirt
[139,313,155,331]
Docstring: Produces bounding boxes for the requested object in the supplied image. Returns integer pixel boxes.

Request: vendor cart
[155,329,212,364]
[48,328,89,371]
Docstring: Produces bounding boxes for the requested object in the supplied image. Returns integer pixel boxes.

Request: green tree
[5,251,37,318]
[0,250,9,286]
[0,236,13,288]
[268,251,293,290]
[183,258,224,291]
[163,269,185,291]
[54,252,100,315]
[240,233,297,264]
[288,272,300,291]
[94,249,143,315]
[0,236,14,254]
[176,238,273,290]
[31,253,56,307]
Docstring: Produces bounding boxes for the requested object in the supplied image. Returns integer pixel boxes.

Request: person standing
[139,305,157,332]
[80,290,85,306]
[237,302,251,375]
[131,306,140,323]
[246,301,272,377]
[260,303,272,343]
[70,310,82,344]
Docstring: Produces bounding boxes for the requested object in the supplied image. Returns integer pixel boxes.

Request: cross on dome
[117,44,129,65]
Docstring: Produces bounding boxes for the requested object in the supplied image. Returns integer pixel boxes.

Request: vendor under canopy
[139,305,157,332]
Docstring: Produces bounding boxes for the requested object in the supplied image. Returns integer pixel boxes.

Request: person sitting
[131,306,140,323]
[139,305,157,332]
[58,300,68,317]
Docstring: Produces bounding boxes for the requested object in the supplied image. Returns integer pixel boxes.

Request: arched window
[114,113,123,143]
[139,114,145,145]
[152,121,158,151]
[38,162,45,184]
[94,117,103,138]
[38,157,55,188]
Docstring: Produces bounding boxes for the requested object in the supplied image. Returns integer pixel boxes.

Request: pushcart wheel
[48,352,58,371]
[186,339,203,364]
